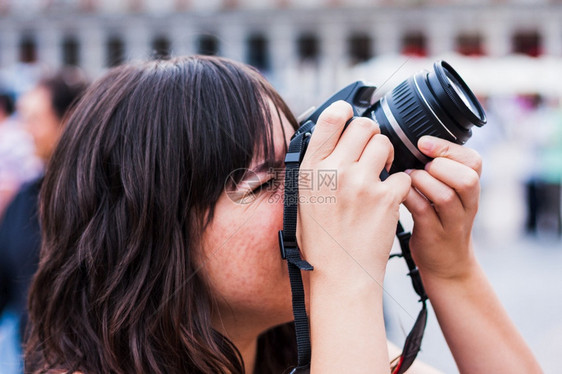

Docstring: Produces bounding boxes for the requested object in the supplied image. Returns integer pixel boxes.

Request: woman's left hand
[403,135,482,282]
[404,136,542,374]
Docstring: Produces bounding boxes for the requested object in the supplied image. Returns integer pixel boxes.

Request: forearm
[422,257,541,374]
[309,271,390,373]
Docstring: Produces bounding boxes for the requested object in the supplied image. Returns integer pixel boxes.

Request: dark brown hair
[38,67,88,122]
[26,56,298,373]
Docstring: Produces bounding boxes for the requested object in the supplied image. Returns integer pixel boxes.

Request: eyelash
[252,178,276,193]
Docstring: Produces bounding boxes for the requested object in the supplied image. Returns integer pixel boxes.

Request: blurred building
[1,1,562,73]
[1,3,561,371]
[2,0,562,111]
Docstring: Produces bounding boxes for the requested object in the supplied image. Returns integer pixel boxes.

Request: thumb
[304,101,353,162]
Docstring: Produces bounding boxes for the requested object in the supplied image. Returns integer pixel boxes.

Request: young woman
[26,56,541,373]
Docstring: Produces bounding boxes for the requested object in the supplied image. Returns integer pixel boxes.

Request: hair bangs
[185,57,297,220]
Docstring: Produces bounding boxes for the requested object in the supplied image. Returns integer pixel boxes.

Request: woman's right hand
[297,100,411,289]
[296,101,411,373]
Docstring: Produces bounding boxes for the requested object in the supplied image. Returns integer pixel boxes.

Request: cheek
[27,116,58,146]
[201,196,290,312]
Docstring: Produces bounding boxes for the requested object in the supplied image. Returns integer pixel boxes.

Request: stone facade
[1,1,562,106]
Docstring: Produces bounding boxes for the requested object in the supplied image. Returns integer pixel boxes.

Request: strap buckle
[278,230,297,260]
[279,230,314,271]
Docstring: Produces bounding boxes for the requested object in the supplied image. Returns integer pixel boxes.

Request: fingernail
[404,169,413,175]
[418,136,435,153]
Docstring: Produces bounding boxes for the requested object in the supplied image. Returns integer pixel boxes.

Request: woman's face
[199,107,296,337]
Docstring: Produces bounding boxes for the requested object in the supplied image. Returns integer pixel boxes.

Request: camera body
[293,61,487,174]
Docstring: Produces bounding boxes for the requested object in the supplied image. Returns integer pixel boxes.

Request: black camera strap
[279,130,314,372]
[278,129,428,374]
[390,222,428,374]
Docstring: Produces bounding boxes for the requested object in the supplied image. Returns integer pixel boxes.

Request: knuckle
[320,112,347,128]
[374,133,392,150]
[440,142,451,156]
[352,117,378,132]
[343,173,372,197]
[347,173,365,191]
[469,149,483,173]
[460,170,480,191]
[429,156,446,170]
[440,189,457,204]
[319,101,352,127]
[365,134,393,160]
[370,181,393,201]
[377,182,394,198]
[414,198,434,215]
[398,173,412,191]
[417,200,434,215]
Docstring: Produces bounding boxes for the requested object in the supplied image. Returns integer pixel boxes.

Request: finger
[330,117,380,162]
[383,172,411,203]
[356,133,394,174]
[407,169,465,226]
[403,186,439,225]
[305,101,353,161]
[424,158,480,212]
[418,136,483,176]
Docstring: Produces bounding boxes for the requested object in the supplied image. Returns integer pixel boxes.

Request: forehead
[18,87,52,113]
[248,105,295,171]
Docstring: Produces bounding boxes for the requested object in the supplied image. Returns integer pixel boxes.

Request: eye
[252,178,276,193]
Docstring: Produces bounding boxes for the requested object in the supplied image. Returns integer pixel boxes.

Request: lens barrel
[367,60,486,173]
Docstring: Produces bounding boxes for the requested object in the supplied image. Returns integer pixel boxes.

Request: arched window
[512,31,542,57]
[401,31,427,57]
[456,33,484,56]
[297,33,319,63]
[198,34,220,56]
[19,35,37,63]
[246,34,269,71]
[152,35,171,59]
[62,36,80,66]
[348,33,373,64]
[107,36,125,67]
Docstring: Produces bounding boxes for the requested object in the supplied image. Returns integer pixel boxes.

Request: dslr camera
[280,61,486,374]
[293,60,486,173]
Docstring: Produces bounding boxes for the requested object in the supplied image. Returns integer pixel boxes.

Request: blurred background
[0,0,561,373]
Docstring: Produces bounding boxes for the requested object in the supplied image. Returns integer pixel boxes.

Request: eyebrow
[248,158,285,174]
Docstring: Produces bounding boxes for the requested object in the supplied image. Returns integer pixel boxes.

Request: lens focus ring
[389,79,456,143]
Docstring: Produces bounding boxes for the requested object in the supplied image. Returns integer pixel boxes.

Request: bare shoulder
[387,340,444,374]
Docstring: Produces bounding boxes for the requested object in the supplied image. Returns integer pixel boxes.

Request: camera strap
[279,128,428,374]
[390,222,429,374]
[279,129,314,372]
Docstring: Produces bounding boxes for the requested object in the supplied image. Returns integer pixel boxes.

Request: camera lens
[445,71,480,118]
[366,60,486,173]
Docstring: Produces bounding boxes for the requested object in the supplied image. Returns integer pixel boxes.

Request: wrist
[414,237,479,283]
[419,255,482,295]
[309,266,385,302]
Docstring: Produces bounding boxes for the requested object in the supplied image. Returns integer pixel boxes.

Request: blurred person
[24,56,540,373]
[0,68,87,371]
[530,96,562,236]
[0,92,41,218]
[0,93,14,122]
